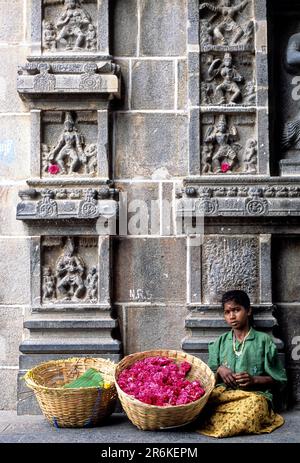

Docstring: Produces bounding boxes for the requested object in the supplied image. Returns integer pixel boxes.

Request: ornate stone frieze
[175,182,300,217]
[17,187,118,221]
[17,59,120,97]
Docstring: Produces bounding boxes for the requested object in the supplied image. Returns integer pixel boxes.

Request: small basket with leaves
[23,357,117,428]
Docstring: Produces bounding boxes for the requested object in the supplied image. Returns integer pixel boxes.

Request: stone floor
[0,410,299,443]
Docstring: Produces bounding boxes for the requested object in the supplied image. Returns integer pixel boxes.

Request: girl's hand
[234,372,255,387]
[217,366,238,388]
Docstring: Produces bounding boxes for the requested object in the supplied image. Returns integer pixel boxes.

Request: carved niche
[42,0,98,53]
[201,113,257,174]
[202,235,259,304]
[200,52,256,106]
[41,110,98,177]
[199,0,254,51]
[42,236,99,305]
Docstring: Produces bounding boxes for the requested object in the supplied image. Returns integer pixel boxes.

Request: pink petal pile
[118,356,205,406]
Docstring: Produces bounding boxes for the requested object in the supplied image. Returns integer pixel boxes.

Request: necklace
[232,327,252,357]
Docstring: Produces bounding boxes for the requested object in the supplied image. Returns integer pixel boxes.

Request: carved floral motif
[33,64,56,91]
[79,189,99,218]
[37,190,58,217]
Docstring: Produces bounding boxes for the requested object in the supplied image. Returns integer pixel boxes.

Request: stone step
[24,318,118,330]
[20,338,121,354]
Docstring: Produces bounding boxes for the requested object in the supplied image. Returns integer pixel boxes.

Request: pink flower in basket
[118,356,205,406]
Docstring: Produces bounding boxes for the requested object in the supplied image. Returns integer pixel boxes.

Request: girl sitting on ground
[197,289,287,438]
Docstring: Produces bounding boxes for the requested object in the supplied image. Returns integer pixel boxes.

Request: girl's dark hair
[221,290,251,311]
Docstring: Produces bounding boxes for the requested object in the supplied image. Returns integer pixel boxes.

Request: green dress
[208,328,287,404]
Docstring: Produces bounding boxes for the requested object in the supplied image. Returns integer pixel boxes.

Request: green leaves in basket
[63,368,104,389]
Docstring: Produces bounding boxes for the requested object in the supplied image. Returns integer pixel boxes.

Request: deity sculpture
[42,267,56,300]
[200,19,214,47]
[202,144,214,174]
[204,115,240,173]
[201,81,215,104]
[243,80,256,104]
[47,112,84,174]
[82,143,97,175]
[55,0,95,51]
[43,21,57,51]
[199,0,252,46]
[85,267,98,302]
[42,144,51,173]
[207,52,244,104]
[243,138,257,173]
[56,238,86,301]
[86,24,97,51]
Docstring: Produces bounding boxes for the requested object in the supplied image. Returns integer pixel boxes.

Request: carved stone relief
[181,183,300,199]
[42,0,98,53]
[41,236,99,304]
[201,113,257,174]
[175,180,300,217]
[199,1,258,176]
[271,4,300,176]
[16,185,118,221]
[17,60,120,98]
[243,138,257,173]
[281,30,300,156]
[200,52,255,106]
[199,0,254,50]
[202,236,259,304]
[79,188,99,217]
[37,189,58,217]
[41,110,98,177]
[33,63,56,91]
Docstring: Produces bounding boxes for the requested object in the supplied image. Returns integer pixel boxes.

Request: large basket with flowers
[115,350,215,431]
[24,357,117,428]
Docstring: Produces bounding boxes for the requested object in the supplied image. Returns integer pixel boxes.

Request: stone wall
[112,0,189,357]
[0,0,29,410]
[0,0,300,412]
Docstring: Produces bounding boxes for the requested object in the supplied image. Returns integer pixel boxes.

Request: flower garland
[118,356,205,406]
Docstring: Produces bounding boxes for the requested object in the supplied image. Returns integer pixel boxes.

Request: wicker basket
[24,357,117,428]
[115,350,215,431]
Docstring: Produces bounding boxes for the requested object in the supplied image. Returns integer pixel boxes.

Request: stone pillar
[16,0,121,414]
[180,0,285,369]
